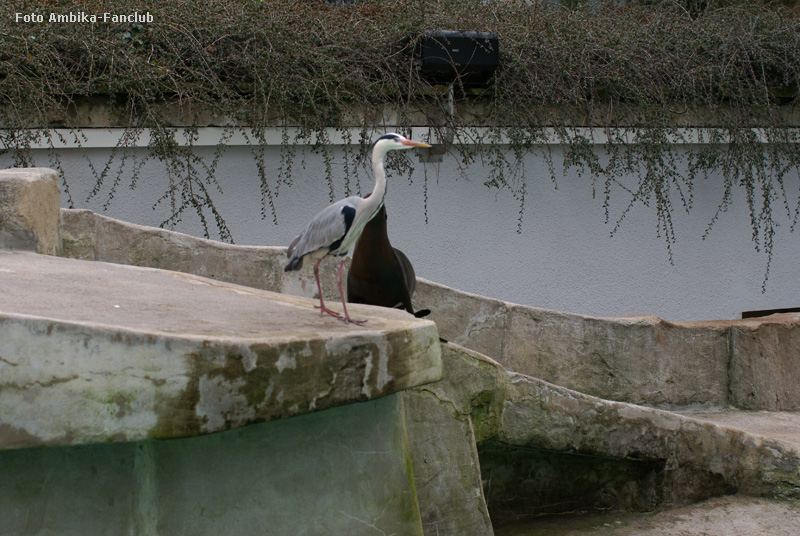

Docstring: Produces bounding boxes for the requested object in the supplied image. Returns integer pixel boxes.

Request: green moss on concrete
[470,389,501,443]
[58,236,96,260]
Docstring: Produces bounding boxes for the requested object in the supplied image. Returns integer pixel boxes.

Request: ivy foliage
[1,0,798,285]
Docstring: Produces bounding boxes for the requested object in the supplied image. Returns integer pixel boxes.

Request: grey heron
[284,133,431,325]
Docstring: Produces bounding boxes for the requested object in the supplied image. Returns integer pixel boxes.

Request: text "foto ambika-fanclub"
[15,12,153,24]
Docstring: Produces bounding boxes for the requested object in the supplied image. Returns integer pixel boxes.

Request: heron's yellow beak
[402,139,432,148]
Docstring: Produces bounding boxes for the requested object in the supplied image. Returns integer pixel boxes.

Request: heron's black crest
[376,133,402,142]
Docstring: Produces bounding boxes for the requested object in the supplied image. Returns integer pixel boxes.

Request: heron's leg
[314,258,342,319]
[337,259,366,326]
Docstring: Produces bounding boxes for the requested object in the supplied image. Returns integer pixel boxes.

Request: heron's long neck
[364,150,388,215]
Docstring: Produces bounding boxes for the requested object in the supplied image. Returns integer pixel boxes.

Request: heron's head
[373,133,431,157]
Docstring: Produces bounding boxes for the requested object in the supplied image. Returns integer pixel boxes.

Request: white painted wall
[8,139,799,321]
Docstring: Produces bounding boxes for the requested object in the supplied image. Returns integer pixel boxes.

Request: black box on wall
[417,30,499,87]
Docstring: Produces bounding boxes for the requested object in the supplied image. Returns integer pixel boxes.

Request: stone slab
[417,278,800,411]
[0,250,441,448]
[497,371,800,502]
[415,278,509,358]
[727,314,800,410]
[403,389,494,536]
[503,308,731,408]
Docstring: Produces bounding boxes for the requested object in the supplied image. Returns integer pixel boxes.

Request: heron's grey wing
[287,234,301,257]
[289,197,359,260]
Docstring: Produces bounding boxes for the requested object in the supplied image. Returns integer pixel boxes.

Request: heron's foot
[316,304,343,319]
[341,315,367,326]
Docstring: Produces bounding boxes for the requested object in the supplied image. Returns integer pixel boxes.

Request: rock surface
[58,207,342,300]
[0,168,59,255]
[677,409,800,450]
[0,250,441,448]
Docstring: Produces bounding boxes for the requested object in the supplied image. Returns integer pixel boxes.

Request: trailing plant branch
[0,0,798,287]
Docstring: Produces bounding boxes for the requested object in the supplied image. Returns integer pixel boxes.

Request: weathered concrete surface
[0,395,424,536]
[0,250,441,449]
[59,207,343,301]
[0,440,145,535]
[0,168,59,255]
[154,395,423,536]
[403,388,494,536]
[409,343,800,530]
[415,279,800,410]
[502,308,730,408]
[727,316,800,410]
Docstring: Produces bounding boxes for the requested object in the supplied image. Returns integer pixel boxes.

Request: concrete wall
[0,395,425,536]
[6,138,799,321]
[416,279,800,410]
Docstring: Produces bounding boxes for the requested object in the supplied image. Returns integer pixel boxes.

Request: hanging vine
[0,0,798,285]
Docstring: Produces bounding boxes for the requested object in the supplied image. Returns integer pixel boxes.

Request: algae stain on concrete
[470,389,501,443]
[150,339,353,439]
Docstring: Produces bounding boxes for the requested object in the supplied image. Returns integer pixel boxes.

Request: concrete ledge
[0,251,441,449]
[415,279,800,410]
[58,208,342,300]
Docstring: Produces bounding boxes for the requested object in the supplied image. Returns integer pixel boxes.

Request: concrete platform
[0,250,442,448]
